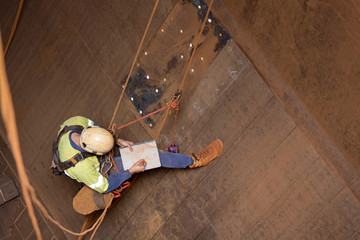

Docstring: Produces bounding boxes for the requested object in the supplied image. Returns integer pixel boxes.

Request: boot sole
[213,139,224,157]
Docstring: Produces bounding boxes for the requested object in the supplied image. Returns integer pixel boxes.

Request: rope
[111,182,131,198]
[0,36,42,239]
[4,0,24,57]
[80,1,161,234]
[84,174,139,233]
[155,99,174,140]
[155,0,214,140]
[0,35,111,240]
[29,184,113,237]
[108,0,160,129]
[178,0,214,92]
[108,174,139,212]
[171,101,180,146]
[0,1,213,238]
[115,104,168,130]
[109,151,120,173]
[88,198,113,240]
[109,0,214,142]
[78,215,93,240]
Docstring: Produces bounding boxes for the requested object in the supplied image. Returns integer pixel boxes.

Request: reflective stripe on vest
[58,116,109,193]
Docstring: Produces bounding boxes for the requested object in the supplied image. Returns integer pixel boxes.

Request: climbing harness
[0,0,215,239]
[51,125,89,175]
[51,125,113,176]
[166,90,182,153]
[61,0,214,237]
[111,181,131,198]
[108,150,133,198]
[98,154,113,175]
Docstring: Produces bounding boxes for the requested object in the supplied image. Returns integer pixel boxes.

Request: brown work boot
[73,186,113,215]
[189,139,223,168]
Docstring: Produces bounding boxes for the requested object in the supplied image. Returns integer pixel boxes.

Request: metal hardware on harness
[51,160,63,175]
[99,154,113,174]
[172,89,183,101]
[167,143,178,153]
[75,152,85,162]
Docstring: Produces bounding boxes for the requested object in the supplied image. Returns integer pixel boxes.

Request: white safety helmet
[80,126,114,155]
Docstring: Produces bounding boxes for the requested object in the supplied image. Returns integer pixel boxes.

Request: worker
[53,116,223,212]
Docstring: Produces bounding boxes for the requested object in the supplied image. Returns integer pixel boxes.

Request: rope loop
[170,100,180,110]
[112,181,131,198]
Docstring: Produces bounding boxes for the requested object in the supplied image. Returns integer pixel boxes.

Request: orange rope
[155,0,214,140]
[0,36,42,239]
[155,99,175,140]
[178,0,214,92]
[78,215,93,240]
[111,182,131,198]
[116,104,168,130]
[110,0,214,141]
[4,0,24,57]
[88,198,113,240]
[108,0,160,129]
[0,1,214,238]
[29,184,112,237]
[79,1,161,236]
[109,151,120,173]
[171,101,180,146]
[1,35,111,240]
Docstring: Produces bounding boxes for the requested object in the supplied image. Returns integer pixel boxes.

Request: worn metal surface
[0,176,19,206]
[0,0,175,239]
[122,0,231,137]
[214,0,360,180]
[0,0,359,240]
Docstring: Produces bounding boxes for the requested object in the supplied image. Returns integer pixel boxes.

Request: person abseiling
[53,116,223,195]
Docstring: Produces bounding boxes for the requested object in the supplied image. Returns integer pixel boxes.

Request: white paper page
[120,140,161,170]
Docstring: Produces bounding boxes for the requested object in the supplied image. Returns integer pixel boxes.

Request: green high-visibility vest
[57,116,109,193]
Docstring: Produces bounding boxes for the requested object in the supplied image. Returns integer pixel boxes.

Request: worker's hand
[116,138,134,152]
[129,159,147,174]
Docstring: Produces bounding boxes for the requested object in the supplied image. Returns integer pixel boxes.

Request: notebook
[119,140,161,171]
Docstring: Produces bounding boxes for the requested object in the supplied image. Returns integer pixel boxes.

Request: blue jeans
[105,149,193,193]
[113,149,194,170]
